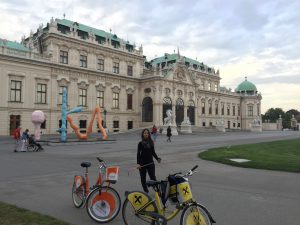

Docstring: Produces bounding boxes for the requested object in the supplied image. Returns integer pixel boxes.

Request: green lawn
[0,202,72,225]
[199,138,300,172]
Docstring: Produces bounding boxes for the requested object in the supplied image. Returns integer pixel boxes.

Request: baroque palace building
[0,17,262,135]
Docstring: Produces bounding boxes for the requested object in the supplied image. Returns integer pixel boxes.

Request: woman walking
[166,126,172,142]
[137,129,161,193]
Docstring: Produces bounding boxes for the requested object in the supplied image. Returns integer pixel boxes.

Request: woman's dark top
[137,141,159,166]
[167,127,172,137]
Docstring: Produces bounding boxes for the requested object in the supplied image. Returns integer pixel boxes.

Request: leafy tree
[262,108,285,123]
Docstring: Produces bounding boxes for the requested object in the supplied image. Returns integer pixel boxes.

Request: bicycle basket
[105,166,119,183]
[168,175,187,203]
[74,175,85,189]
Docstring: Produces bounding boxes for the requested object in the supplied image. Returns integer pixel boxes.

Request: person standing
[151,125,158,142]
[13,126,21,152]
[137,129,161,193]
[166,126,172,142]
[20,129,29,152]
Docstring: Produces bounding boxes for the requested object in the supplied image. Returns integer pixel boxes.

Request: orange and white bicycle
[72,157,121,223]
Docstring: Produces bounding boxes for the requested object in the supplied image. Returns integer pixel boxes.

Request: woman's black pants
[139,163,156,193]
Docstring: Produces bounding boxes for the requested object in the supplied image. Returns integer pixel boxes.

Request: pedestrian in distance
[137,128,162,193]
[166,126,172,142]
[20,129,29,152]
[13,126,21,152]
[151,125,158,142]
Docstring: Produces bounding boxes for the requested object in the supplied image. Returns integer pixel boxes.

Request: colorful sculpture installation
[31,110,45,140]
[59,87,107,142]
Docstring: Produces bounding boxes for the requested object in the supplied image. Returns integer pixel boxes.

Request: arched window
[176,98,184,125]
[142,97,153,122]
[187,100,195,125]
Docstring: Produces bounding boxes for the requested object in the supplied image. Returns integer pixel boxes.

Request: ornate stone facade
[0,18,262,135]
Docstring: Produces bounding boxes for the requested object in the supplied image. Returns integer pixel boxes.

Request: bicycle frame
[83,163,107,196]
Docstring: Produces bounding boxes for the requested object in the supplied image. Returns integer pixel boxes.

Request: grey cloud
[254,75,300,85]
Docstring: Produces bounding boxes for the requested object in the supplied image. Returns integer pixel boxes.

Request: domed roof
[236,77,257,93]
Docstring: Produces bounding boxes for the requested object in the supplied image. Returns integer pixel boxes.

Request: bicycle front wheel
[122,198,156,225]
[180,203,212,225]
[86,186,121,223]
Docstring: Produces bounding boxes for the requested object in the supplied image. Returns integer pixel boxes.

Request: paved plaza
[0,130,299,225]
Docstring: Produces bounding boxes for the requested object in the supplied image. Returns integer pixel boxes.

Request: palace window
[128,121,133,130]
[233,106,236,116]
[10,80,22,102]
[238,106,240,116]
[78,88,87,106]
[202,102,205,114]
[60,51,68,64]
[221,104,224,115]
[80,55,87,68]
[227,105,230,115]
[97,58,104,71]
[208,82,211,91]
[127,94,133,110]
[37,83,47,104]
[112,92,119,108]
[96,91,104,107]
[113,62,119,74]
[127,65,133,76]
[209,102,212,114]
[214,84,218,91]
[113,120,119,132]
[201,82,204,89]
[41,120,46,129]
[79,120,87,133]
[248,105,253,116]
[215,103,219,115]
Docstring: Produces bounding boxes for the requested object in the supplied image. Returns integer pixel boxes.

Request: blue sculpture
[59,87,82,142]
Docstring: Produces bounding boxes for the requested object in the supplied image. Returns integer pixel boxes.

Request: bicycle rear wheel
[72,180,85,208]
[180,203,212,225]
[122,198,157,225]
[86,186,121,223]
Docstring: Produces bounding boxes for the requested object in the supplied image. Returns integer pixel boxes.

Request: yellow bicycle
[122,165,215,225]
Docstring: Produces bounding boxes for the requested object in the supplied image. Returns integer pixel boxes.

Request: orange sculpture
[67,106,107,140]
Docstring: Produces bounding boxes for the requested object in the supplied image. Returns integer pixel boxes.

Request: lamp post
[103,108,107,128]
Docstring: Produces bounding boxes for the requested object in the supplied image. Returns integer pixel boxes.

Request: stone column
[184,105,188,123]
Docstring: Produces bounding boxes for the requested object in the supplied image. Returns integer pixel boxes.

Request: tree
[262,108,285,123]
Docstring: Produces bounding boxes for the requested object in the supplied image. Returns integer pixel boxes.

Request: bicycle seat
[81,162,91,168]
[146,180,161,187]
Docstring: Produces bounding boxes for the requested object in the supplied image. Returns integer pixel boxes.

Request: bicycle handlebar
[171,165,198,178]
[191,165,198,172]
[96,157,107,167]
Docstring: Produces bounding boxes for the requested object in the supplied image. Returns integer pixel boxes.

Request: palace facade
[0,18,262,135]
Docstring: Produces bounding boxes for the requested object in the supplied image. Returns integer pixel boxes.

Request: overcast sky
[1,0,299,113]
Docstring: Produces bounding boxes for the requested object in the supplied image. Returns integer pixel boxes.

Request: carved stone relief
[77,81,89,89]
[57,78,70,86]
[96,83,106,91]
[111,85,121,93]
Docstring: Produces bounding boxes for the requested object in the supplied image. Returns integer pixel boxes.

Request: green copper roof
[0,39,29,51]
[235,77,257,92]
[150,53,213,71]
[56,19,129,44]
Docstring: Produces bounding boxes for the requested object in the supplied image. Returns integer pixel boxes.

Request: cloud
[0,0,299,113]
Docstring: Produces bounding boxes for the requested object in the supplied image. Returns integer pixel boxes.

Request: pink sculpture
[31,110,45,140]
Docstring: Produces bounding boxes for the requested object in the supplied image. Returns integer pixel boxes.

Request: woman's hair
[141,128,154,146]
